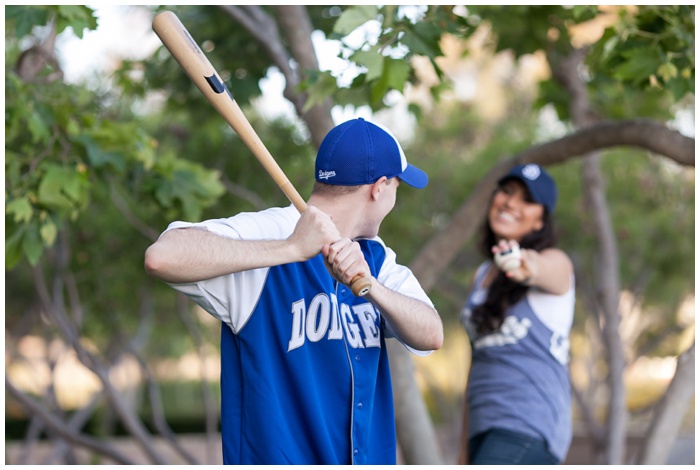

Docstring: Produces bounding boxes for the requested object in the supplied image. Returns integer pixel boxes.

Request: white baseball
[494,245,522,272]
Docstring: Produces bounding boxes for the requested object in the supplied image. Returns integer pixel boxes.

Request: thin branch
[216,5,334,146]
[176,293,220,463]
[18,414,45,465]
[220,173,268,211]
[6,377,137,465]
[217,5,293,77]
[127,343,200,465]
[43,392,104,464]
[513,119,694,167]
[570,379,605,446]
[30,263,169,464]
[109,181,160,242]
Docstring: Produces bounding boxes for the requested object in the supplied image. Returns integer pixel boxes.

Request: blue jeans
[469,428,559,465]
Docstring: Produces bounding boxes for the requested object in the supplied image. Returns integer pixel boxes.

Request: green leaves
[5,6,50,38]
[401,21,443,57]
[149,153,225,222]
[36,164,90,213]
[321,5,694,117]
[6,198,33,224]
[5,5,97,39]
[54,5,98,39]
[588,5,695,101]
[5,6,223,269]
[612,47,664,86]
[333,5,378,35]
[299,70,338,113]
[305,5,456,113]
[5,161,90,269]
[351,47,385,82]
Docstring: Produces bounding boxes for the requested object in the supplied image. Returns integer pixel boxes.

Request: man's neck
[306,193,365,239]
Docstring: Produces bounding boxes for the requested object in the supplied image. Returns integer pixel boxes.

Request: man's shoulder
[229,205,299,239]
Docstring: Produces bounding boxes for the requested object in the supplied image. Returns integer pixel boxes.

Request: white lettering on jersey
[288,299,306,351]
[474,316,532,349]
[288,294,379,351]
[327,293,343,340]
[306,294,331,342]
[353,304,380,348]
[341,302,364,348]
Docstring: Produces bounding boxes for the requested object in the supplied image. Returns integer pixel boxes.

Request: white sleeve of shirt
[374,238,436,357]
[526,274,576,336]
[161,206,297,333]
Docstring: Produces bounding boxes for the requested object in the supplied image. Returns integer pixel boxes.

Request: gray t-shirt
[461,262,575,462]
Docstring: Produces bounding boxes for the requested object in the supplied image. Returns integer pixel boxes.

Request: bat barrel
[152,11,307,213]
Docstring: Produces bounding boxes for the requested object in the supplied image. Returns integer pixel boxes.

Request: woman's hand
[492,239,573,294]
[492,239,535,284]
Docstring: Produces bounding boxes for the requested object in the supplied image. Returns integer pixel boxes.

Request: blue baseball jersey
[162,205,434,464]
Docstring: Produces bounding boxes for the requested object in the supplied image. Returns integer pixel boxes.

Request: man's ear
[371,176,388,200]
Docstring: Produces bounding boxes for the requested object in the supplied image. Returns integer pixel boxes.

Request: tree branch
[410,117,694,292]
[515,119,694,167]
[220,173,268,211]
[217,6,293,78]
[109,181,160,242]
[636,341,695,464]
[43,392,103,464]
[6,377,136,465]
[30,262,169,464]
[273,5,335,147]
[218,5,334,148]
[175,294,220,463]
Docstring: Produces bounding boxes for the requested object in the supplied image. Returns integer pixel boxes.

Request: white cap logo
[522,164,541,181]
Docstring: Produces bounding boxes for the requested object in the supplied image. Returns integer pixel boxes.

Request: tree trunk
[637,342,695,464]
[581,155,628,464]
[387,341,445,464]
[273,5,335,146]
[551,47,627,464]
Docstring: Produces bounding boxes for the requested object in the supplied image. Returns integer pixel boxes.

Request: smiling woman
[458,163,575,465]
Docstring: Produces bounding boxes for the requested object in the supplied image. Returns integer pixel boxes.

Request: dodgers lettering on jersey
[162,206,433,465]
[288,293,381,351]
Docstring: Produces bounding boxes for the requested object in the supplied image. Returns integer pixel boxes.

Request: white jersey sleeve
[161,206,298,333]
[373,238,435,357]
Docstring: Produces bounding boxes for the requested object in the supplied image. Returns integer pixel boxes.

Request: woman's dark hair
[470,182,558,334]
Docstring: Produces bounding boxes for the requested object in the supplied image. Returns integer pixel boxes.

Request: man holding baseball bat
[144,117,443,465]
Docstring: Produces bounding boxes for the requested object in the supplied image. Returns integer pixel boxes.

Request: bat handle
[350,275,372,297]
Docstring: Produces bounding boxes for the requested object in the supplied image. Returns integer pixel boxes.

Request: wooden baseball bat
[152,10,372,296]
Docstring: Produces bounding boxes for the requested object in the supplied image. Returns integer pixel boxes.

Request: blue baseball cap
[498,163,558,213]
[315,118,428,189]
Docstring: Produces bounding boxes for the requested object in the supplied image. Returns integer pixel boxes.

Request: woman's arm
[493,240,573,295]
[518,247,573,295]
